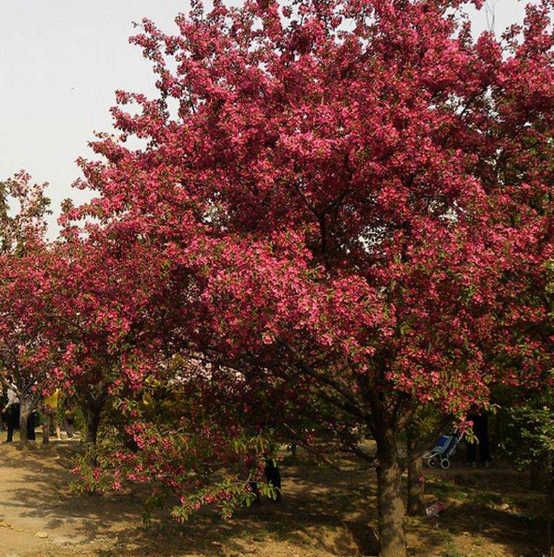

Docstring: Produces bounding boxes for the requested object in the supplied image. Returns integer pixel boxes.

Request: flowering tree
[0,172,60,443]
[52,224,174,444]
[69,0,554,554]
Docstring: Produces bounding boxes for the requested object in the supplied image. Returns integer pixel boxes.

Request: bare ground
[0,441,545,557]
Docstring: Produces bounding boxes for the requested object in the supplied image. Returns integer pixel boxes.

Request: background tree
[52,226,172,444]
[0,172,60,444]
[73,355,285,519]
[504,377,554,557]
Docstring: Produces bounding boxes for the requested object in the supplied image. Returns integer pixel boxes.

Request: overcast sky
[0,0,532,235]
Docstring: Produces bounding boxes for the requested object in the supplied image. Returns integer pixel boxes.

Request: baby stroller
[422,431,462,470]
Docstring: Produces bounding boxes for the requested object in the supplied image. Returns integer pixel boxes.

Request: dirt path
[0,442,146,556]
[0,442,544,557]
[0,442,365,557]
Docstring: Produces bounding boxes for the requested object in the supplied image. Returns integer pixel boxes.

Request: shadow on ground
[0,443,545,557]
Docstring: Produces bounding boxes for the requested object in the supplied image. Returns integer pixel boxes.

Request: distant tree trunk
[546,470,554,557]
[407,431,425,516]
[19,397,30,446]
[42,412,51,445]
[84,403,103,445]
[530,464,544,490]
[408,456,425,515]
[77,384,108,446]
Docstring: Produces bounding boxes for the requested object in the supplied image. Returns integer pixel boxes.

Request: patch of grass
[432,528,455,545]
[273,520,307,541]
[471,491,503,507]
[427,477,468,501]
[251,528,271,542]
[440,541,466,557]
[96,550,117,557]
[468,490,518,511]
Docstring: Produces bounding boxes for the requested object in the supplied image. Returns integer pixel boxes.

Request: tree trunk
[42,412,51,445]
[407,431,425,516]
[19,398,30,446]
[376,433,407,557]
[85,405,102,445]
[530,464,544,490]
[546,470,554,557]
[408,455,425,516]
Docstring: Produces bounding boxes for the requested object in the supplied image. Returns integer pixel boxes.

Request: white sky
[0,0,532,236]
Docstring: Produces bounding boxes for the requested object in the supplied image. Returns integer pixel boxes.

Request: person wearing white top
[2,384,20,443]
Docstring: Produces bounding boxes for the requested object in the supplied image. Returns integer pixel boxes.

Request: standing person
[264,457,282,501]
[467,411,490,468]
[0,384,6,433]
[248,426,282,503]
[41,389,61,444]
[1,380,36,443]
[62,401,75,439]
[2,381,20,443]
[248,457,282,503]
[26,404,36,441]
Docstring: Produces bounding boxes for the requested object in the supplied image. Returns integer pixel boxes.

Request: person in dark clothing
[4,403,19,442]
[63,405,75,438]
[250,458,282,503]
[3,383,20,443]
[467,411,490,467]
[264,458,282,501]
[2,383,36,442]
[26,411,36,441]
[4,406,36,442]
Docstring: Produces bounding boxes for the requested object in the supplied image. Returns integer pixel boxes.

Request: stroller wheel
[428,456,438,469]
[440,458,451,470]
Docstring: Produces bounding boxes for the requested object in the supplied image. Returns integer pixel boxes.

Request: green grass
[427,477,468,501]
